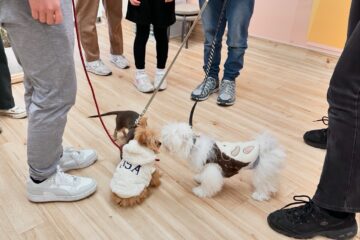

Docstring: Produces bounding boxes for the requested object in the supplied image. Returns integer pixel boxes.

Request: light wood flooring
[1,20,358,239]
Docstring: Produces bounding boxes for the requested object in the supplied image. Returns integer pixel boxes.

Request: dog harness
[206,141,260,178]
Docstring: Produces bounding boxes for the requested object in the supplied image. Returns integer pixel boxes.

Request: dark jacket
[126,0,176,28]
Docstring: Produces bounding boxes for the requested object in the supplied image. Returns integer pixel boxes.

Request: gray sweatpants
[0,0,77,180]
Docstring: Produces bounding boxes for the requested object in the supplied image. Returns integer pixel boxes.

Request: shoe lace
[198,78,215,93]
[313,116,328,126]
[54,166,78,186]
[64,147,80,159]
[281,195,319,224]
[220,81,235,96]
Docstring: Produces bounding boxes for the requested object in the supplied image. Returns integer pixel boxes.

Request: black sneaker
[268,195,358,239]
[303,116,328,149]
[191,77,219,101]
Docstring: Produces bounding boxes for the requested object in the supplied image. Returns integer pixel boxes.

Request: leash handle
[71,0,122,150]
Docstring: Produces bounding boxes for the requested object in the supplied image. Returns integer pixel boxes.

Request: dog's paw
[251,191,270,201]
[193,174,202,184]
[192,187,209,198]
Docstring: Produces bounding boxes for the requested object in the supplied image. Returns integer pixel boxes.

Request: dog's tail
[88,111,122,118]
[251,132,285,201]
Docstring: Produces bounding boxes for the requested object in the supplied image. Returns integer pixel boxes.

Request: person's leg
[303,0,360,149]
[153,26,169,90]
[200,0,226,80]
[268,20,360,240]
[217,0,254,106]
[313,22,360,213]
[3,0,76,181]
[133,24,153,93]
[104,0,129,69]
[103,0,123,56]
[153,26,168,69]
[348,0,360,39]
[76,0,101,62]
[222,0,254,82]
[191,0,226,101]
[0,35,15,110]
[134,24,150,70]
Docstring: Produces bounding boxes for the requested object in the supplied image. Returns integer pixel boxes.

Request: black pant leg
[313,20,360,212]
[133,24,150,69]
[0,35,15,110]
[348,0,360,39]
[153,26,169,69]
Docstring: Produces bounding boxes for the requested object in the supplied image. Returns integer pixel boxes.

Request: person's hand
[130,0,141,6]
[165,0,174,2]
[28,0,63,25]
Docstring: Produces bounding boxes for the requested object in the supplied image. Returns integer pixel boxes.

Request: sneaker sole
[133,83,154,93]
[27,183,97,203]
[268,217,358,239]
[86,68,112,76]
[303,139,327,149]
[59,154,98,172]
[110,60,130,69]
[0,112,27,119]
[191,88,219,101]
[216,100,235,106]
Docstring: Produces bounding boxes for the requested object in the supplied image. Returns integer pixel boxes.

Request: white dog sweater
[110,140,157,198]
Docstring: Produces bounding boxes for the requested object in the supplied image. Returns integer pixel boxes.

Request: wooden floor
[1,20,359,240]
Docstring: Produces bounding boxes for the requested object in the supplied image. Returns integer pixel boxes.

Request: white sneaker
[59,147,98,172]
[154,69,167,90]
[86,59,112,76]
[27,167,97,202]
[110,54,130,69]
[134,70,154,93]
[0,106,27,119]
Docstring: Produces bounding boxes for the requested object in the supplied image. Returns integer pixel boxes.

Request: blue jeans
[199,0,254,81]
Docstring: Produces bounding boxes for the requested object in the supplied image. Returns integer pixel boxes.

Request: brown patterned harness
[206,144,250,178]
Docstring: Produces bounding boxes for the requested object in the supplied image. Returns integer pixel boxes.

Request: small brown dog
[110,117,161,207]
[89,111,139,144]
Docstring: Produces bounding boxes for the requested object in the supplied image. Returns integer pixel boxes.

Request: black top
[126,0,176,28]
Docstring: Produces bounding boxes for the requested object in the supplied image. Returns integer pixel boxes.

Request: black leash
[189,0,229,127]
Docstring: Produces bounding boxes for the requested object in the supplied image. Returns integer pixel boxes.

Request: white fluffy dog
[161,123,285,201]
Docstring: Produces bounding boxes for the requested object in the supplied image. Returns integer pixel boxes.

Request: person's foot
[303,128,327,149]
[303,116,328,149]
[134,70,154,93]
[110,54,130,69]
[191,77,219,101]
[217,79,236,106]
[154,68,167,91]
[268,195,358,239]
[59,147,98,172]
[27,167,97,202]
[0,106,27,119]
[86,59,112,76]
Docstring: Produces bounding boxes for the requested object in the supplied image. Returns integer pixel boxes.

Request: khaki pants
[76,0,124,62]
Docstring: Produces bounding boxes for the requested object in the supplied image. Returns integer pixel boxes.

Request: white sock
[136,69,146,75]
[156,68,165,75]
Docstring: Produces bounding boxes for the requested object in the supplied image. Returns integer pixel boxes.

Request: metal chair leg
[181,15,186,43]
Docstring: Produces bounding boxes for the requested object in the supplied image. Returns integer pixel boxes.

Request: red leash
[71,0,122,150]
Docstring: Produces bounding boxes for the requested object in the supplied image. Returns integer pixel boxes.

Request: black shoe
[268,195,358,239]
[303,128,327,149]
[303,116,328,149]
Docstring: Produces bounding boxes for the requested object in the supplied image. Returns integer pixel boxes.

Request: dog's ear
[135,127,148,146]
[138,117,148,127]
